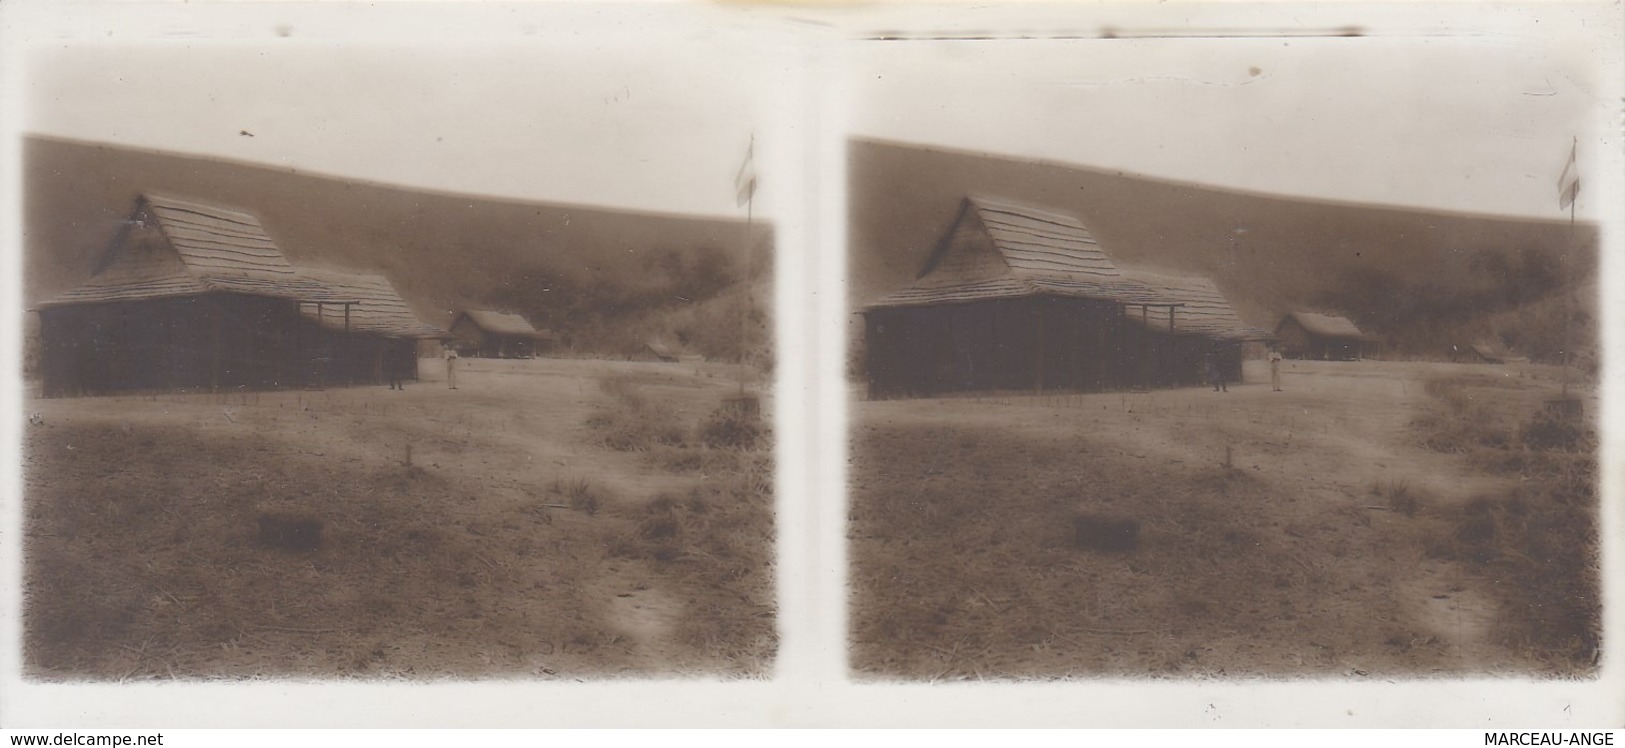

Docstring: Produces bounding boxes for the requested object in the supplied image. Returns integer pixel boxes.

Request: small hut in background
[643,339,680,363]
[1468,343,1507,364]
[1274,312,1372,361]
[449,310,551,358]
[35,195,444,397]
[1458,342,1527,365]
[860,195,1268,398]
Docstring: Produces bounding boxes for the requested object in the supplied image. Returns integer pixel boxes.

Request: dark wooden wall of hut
[864,296,1243,399]
[39,293,418,397]
[479,334,535,359]
[1126,331,1242,389]
[865,297,1120,398]
[299,326,421,388]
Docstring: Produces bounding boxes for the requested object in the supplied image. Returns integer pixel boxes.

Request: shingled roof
[961,195,1119,280]
[866,196,1266,341]
[1119,268,1271,341]
[43,196,305,305]
[299,268,445,338]
[39,195,442,338]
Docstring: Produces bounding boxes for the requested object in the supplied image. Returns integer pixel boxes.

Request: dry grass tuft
[1519,409,1586,451]
[1373,479,1423,518]
[700,399,766,450]
[549,477,602,516]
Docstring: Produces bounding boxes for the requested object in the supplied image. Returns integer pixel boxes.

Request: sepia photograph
[13,10,780,683]
[3,0,1623,731]
[845,8,1610,681]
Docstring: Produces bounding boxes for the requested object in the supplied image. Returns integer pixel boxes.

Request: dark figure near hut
[1269,346,1283,392]
[1205,352,1227,392]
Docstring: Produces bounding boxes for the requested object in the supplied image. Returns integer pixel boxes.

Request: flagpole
[1563,163,1574,398]
[740,187,751,397]
[1562,136,1577,398]
[736,134,755,399]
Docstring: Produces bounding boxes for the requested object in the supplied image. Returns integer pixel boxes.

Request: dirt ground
[23,356,775,681]
[849,358,1598,680]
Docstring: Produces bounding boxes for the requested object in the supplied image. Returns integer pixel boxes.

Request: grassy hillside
[24,136,772,361]
[850,139,1596,362]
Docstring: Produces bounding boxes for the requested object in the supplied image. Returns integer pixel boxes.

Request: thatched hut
[449,309,552,358]
[1274,311,1372,361]
[643,340,680,363]
[860,195,1267,398]
[1457,342,1527,365]
[35,195,443,396]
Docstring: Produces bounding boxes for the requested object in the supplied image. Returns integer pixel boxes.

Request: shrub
[1519,410,1586,451]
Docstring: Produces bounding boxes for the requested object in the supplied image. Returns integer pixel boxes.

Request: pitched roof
[645,339,679,358]
[458,309,541,337]
[865,195,1268,340]
[1280,311,1368,340]
[143,194,303,281]
[964,195,1119,280]
[42,195,328,306]
[39,195,443,338]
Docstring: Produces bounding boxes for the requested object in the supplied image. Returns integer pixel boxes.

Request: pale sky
[22,6,791,219]
[18,3,1618,222]
[845,4,1617,220]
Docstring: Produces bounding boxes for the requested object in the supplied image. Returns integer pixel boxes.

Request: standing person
[387,341,406,390]
[1206,351,1227,392]
[1269,345,1283,392]
[445,346,459,390]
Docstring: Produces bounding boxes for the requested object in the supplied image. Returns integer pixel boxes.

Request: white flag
[1558,138,1580,209]
[735,136,757,207]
